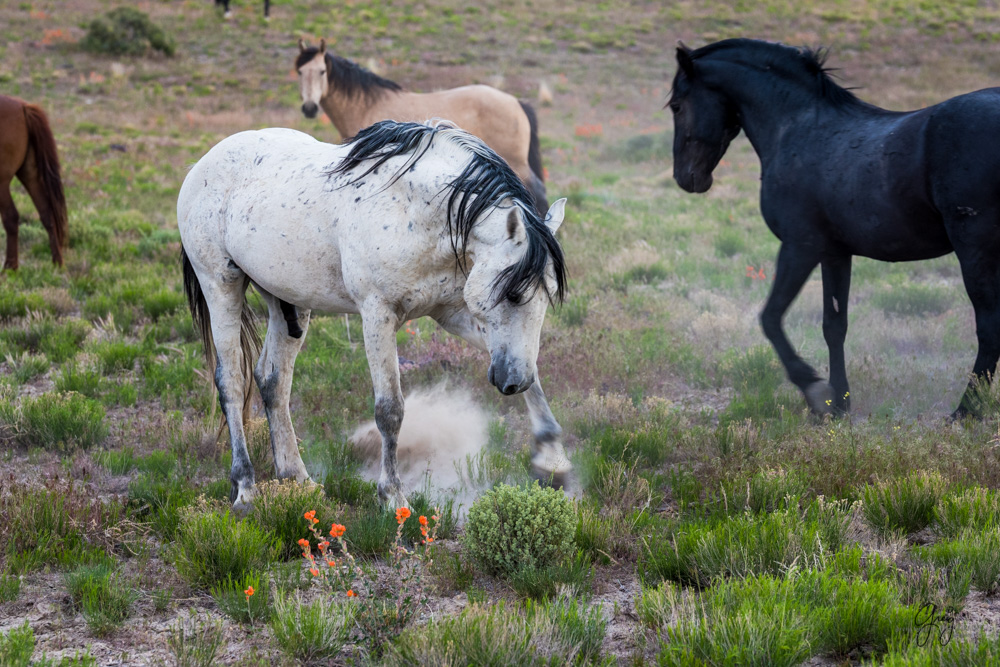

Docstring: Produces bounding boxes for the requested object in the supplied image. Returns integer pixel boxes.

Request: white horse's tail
[182,246,262,426]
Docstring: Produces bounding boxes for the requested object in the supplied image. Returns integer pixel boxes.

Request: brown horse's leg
[16,156,63,266]
[0,182,19,270]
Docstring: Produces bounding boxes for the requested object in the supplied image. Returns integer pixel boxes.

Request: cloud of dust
[349,383,488,509]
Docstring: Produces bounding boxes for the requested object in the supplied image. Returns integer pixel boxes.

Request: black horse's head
[669,43,742,194]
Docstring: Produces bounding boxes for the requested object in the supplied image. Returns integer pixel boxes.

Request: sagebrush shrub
[0,391,107,451]
[82,8,175,57]
[248,479,339,559]
[464,482,575,576]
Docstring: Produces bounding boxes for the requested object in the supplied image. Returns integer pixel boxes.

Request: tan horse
[0,95,67,270]
[295,39,548,215]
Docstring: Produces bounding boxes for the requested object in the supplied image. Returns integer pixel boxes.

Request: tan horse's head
[296,39,328,119]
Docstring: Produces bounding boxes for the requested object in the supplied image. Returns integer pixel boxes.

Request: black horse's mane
[295,49,402,102]
[687,39,879,112]
[328,121,566,306]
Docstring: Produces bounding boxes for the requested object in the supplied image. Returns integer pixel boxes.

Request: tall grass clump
[127,473,197,537]
[464,482,576,577]
[64,563,139,636]
[387,598,606,666]
[172,505,280,589]
[862,471,946,538]
[0,392,107,452]
[270,594,354,665]
[0,570,21,602]
[166,616,224,667]
[211,571,272,625]
[920,527,1000,595]
[0,622,34,667]
[878,631,1000,666]
[934,486,1000,539]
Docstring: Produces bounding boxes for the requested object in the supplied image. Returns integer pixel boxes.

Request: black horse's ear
[676,40,694,76]
[298,38,307,52]
[319,38,326,54]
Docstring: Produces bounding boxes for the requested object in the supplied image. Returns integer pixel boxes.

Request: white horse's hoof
[232,484,257,512]
[532,441,572,489]
[805,381,835,415]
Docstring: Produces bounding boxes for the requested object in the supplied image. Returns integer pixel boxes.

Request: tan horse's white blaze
[296,39,548,215]
[178,122,570,510]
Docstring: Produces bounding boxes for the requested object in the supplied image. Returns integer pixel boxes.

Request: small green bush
[173,506,281,589]
[0,392,107,452]
[128,473,196,537]
[91,340,142,375]
[0,571,21,602]
[248,479,338,560]
[270,594,354,665]
[464,482,575,577]
[64,563,138,637]
[935,487,1000,539]
[82,8,175,57]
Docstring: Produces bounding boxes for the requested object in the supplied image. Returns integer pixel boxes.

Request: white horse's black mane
[328,121,566,306]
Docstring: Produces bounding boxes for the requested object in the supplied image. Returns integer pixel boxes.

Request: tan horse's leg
[0,182,20,270]
[253,292,312,483]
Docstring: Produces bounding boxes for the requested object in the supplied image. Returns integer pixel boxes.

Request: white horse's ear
[319,38,326,54]
[543,198,567,234]
[298,38,307,52]
[507,208,527,243]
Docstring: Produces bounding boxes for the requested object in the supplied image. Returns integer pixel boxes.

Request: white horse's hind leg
[524,380,572,487]
[203,282,258,509]
[360,299,408,509]
[253,293,311,484]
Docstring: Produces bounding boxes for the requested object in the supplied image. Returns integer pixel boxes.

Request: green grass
[0,622,34,667]
[166,617,224,667]
[210,571,272,625]
[862,471,947,538]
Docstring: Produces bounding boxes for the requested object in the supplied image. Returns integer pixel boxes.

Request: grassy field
[3,0,1000,664]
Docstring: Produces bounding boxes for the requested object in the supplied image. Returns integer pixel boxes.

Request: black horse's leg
[821,256,853,414]
[761,243,829,413]
[278,299,303,339]
[263,0,270,17]
[951,238,1000,419]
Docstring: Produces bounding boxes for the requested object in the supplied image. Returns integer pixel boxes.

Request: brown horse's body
[296,42,548,214]
[0,95,67,270]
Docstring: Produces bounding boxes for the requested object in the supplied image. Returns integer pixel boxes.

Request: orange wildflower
[396,507,411,524]
[310,567,319,577]
[419,515,428,526]
[346,590,356,597]
[303,510,318,524]
[330,523,346,538]
[244,586,255,600]
[318,540,330,551]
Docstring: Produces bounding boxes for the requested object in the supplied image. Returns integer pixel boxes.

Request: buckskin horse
[295,39,549,216]
[670,38,1000,419]
[0,95,67,270]
[179,120,571,509]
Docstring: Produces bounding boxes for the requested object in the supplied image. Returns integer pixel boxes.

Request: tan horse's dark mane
[296,49,402,103]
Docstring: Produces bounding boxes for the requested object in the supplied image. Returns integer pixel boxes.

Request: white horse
[178,120,572,509]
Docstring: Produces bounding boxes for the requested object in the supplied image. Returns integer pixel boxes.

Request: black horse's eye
[669,101,681,113]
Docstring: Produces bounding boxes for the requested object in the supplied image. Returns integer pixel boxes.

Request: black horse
[214,0,269,18]
[669,38,1000,419]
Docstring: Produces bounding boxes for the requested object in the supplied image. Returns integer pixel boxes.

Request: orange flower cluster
[346,589,356,598]
[330,523,346,538]
[244,585,255,601]
[304,510,319,525]
[418,515,434,543]
[746,265,767,280]
[396,507,411,525]
[574,123,603,137]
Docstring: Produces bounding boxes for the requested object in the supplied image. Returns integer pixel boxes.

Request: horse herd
[4,36,1000,508]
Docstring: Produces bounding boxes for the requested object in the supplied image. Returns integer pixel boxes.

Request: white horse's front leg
[523,380,572,487]
[360,299,408,510]
[434,308,571,486]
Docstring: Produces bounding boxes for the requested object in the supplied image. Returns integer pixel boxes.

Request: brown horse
[0,95,67,270]
[295,39,548,215]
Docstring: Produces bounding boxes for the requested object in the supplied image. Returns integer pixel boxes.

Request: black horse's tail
[520,100,544,182]
[182,246,261,426]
